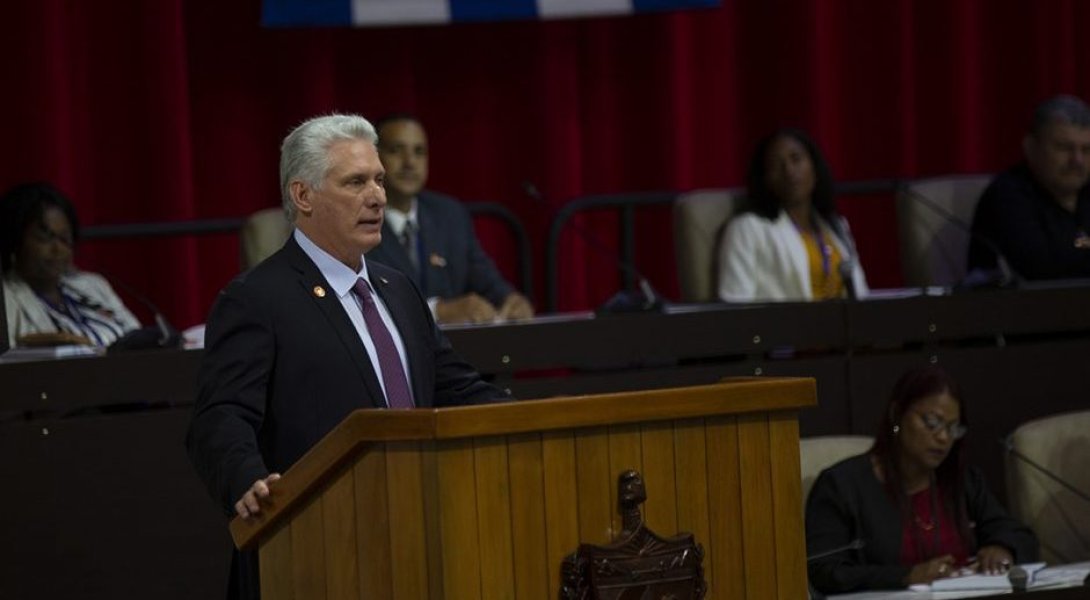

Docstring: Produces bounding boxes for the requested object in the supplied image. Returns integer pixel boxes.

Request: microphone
[838,258,858,301]
[524,182,664,314]
[1008,566,1029,593]
[807,538,865,562]
[897,183,1022,290]
[827,214,862,301]
[99,272,182,352]
[807,539,865,600]
[999,436,1090,506]
[0,261,8,355]
[999,435,1090,568]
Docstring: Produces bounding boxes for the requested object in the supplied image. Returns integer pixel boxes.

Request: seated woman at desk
[1,183,139,347]
[717,128,868,302]
[806,365,1038,594]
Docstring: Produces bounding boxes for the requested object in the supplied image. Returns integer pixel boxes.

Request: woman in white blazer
[1,183,139,347]
[717,129,868,302]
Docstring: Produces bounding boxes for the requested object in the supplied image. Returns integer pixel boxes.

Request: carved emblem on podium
[560,470,707,599]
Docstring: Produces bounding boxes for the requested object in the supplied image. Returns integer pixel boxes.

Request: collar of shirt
[293,228,373,299]
[384,198,418,237]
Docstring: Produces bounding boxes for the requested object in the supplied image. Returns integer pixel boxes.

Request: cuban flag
[263,0,719,27]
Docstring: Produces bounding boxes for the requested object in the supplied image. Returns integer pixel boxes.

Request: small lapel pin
[313,285,326,298]
[379,276,388,285]
[429,253,447,268]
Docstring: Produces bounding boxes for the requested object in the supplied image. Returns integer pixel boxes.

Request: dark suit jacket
[805,454,1038,594]
[187,235,506,599]
[366,189,515,306]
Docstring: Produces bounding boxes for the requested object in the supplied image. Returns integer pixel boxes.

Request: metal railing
[80,202,534,297]
[543,180,903,312]
[82,218,245,240]
[545,192,677,312]
[465,202,533,297]
[77,179,913,313]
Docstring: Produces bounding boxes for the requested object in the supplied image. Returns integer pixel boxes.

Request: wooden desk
[3,284,1090,599]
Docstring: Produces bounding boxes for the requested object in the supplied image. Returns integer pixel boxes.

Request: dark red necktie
[351,279,414,409]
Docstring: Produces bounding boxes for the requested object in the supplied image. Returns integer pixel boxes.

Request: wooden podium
[230,377,816,599]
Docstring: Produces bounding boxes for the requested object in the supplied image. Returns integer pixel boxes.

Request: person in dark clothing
[370,114,534,324]
[969,95,1090,280]
[806,366,1038,594]
[187,113,508,599]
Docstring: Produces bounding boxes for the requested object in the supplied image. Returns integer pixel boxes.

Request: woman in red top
[806,366,1038,594]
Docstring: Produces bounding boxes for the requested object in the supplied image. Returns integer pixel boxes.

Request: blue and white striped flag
[263,0,719,27]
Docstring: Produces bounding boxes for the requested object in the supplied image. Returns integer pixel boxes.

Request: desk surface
[5,284,1089,498]
[6,283,1090,422]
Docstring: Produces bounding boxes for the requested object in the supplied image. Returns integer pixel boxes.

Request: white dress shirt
[295,229,414,405]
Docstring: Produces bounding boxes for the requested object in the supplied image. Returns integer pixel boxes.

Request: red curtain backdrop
[3,0,1088,327]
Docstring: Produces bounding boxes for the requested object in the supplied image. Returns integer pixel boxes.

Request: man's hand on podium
[235,473,281,519]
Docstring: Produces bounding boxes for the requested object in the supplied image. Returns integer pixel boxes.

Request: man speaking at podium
[187,113,507,600]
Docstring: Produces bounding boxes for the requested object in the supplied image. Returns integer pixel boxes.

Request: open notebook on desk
[1031,563,1090,589]
[829,562,1089,599]
[911,562,1047,593]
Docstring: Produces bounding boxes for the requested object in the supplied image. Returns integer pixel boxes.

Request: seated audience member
[1,183,139,347]
[969,95,1090,280]
[370,114,534,324]
[806,366,1038,595]
[717,128,868,302]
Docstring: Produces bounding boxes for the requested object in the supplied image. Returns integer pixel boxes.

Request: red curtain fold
[2,0,1088,326]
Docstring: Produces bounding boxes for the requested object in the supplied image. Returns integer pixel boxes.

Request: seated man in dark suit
[370,114,534,324]
[969,95,1090,280]
[186,113,508,600]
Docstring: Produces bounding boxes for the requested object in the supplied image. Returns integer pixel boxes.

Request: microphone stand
[99,271,182,352]
[1001,436,1090,560]
[806,539,865,600]
[807,538,866,562]
[524,182,665,315]
[1000,437,1090,504]
[898,184,1021,290]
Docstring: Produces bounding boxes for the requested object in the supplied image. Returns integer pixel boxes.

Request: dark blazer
[187,235,506,599]
[366,189,514,306]
[806,454,1038,594]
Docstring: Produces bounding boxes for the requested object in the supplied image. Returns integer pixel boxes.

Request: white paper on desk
[182,324,206,349]
[865,286,948,300]
[1032,562,1090,588]
[0,345,102,362]
[928,562,1046,592]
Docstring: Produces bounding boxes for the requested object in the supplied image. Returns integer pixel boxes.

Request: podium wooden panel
[231,377,816,599]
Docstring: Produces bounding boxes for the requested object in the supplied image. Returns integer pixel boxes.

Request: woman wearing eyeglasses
[805,365,1038,594]
[1,183,140,348]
